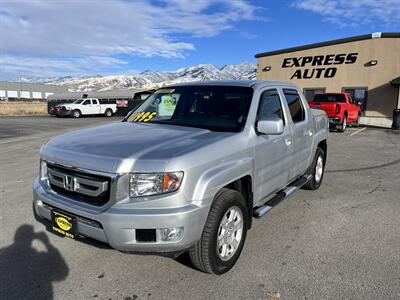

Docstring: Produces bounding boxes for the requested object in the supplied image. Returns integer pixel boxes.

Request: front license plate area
[51,210,77,239]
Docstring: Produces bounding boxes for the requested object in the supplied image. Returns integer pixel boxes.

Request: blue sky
[0,0,399,79]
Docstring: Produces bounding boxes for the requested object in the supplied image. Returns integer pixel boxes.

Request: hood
[41,122,231,173]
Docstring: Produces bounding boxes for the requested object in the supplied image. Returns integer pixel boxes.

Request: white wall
[32,92,42,99]
[7,90,18,97]
[45,92,54,98]
[20,91,31,98]
[0,90,5,97]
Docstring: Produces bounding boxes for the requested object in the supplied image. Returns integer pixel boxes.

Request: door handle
[308,129,313,136]
[285,138,292,146]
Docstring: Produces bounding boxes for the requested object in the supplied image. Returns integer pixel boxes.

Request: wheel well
[223,175,253,229]
[317,140,327,162]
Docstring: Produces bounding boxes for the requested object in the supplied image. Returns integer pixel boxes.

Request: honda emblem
[64,175,75,191]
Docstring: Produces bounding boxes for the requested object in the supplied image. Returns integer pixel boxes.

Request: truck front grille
[47,163,111,206]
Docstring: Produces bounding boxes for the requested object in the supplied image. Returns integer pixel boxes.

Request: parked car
[49,104,62,116]
[308,92,361,132]
[60,98,117,118]
[33,81,328,274]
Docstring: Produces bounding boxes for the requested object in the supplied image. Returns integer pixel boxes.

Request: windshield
[73,99,84,104]
[313,94,346,103]
[127,86,253,132]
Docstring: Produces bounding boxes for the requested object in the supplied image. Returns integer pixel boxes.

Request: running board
[253,175,312,219]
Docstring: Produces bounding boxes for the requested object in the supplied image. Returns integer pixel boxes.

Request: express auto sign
[281,53,358,80]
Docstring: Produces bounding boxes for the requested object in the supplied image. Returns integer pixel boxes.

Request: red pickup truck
[308,93,361,132]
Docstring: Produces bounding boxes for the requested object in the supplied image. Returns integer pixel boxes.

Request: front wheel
[189,188,248,274]
[72,110,81,118]
[302,147,325,190]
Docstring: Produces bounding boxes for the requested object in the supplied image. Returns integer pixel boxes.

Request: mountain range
[20,62,257,92]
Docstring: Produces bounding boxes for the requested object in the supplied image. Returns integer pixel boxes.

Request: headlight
[40,160,48,180]
[129,172,183,197]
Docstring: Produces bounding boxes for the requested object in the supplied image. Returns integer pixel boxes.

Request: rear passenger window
[283,89,305,123]
[258,89,284,123]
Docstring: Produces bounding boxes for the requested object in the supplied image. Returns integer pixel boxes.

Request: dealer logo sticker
[51,210,76,239]
[55,216,72,231]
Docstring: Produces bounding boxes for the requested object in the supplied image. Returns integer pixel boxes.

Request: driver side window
[258,89,284,125]
[82,100,90,105]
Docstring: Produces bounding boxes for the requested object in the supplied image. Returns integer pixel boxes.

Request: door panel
[92,99,101,114]
[81,100,91,114]
[253,89,292,204]
[282,89,313,180]
[254,131,292,203]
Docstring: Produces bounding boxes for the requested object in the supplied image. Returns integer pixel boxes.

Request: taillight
[335,104,341,114]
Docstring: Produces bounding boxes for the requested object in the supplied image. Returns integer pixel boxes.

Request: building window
[342,87,368,112]
[283,89,305,123]
[303,88,326,102]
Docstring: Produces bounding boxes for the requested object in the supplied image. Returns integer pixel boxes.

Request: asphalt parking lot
[1,116,399,300]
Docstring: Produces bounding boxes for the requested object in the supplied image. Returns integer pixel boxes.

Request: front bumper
[59,110,72,116]
[33,177,210,253]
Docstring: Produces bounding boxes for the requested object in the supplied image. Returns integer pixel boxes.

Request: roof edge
[255,32,400,58]
[391,76,400,86]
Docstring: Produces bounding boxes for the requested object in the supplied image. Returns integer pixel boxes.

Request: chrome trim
[41,160,124,211]
[47,165,109,197]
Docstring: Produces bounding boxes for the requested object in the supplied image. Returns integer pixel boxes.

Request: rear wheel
[72,110,81,118]
[338,115,347,132]
[189,188,248,275]
[303,147,325,190]
[104,109,113,117]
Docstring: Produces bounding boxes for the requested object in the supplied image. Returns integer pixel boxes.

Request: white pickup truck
[60,98,117,118]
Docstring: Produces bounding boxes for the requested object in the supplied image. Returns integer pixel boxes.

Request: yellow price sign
[129,111,157,122]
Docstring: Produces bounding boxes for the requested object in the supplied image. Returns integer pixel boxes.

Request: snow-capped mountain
[21,62,256,92]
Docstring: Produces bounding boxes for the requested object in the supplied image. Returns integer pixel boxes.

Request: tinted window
[313,94,346,103]
[92,99,98,105]
[258,89,284,122]
[304,88,326,102]
[82,100,90,105]
[128,86,253,132]
[283,89,305,123]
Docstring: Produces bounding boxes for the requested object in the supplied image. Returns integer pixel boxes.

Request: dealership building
[255,32,400,128]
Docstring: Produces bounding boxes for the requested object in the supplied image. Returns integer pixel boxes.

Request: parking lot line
[350,127,367,136]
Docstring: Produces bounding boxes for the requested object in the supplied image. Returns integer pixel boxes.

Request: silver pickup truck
[33,80,328,274]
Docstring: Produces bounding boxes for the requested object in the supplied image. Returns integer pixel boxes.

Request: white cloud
[0,0,258,79]
[292,0,400,26]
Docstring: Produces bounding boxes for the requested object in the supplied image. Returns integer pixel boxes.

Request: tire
[303,147,325,190]
[189,188,248,275]
[338,115,347,132]
[104,109,113,117]
[72,110,81,118]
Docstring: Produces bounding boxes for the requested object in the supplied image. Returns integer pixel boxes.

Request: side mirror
[256,118,284,135]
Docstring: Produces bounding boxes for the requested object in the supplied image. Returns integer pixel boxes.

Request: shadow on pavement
[0,224,69,300]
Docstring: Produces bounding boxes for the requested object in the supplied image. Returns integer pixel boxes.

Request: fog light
[159,227,184,242]
[36,199,43,207]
